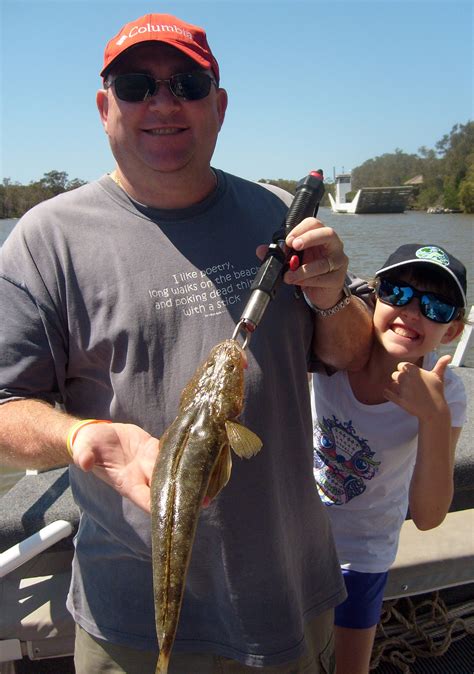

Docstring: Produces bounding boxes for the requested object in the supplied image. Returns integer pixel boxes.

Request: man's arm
[0,399,73,469]
[0,399,158,512]
[283,217,373,370]
[310,294,373,371]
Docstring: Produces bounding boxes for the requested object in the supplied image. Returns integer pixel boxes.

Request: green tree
[39,170,69,194]
[352,150,423,190]
[458,179,474,213]
[438,122,474,181]
[415,186,442,211]
[0,171,87,218]
[443,176,460,210]
[458,152,474,213]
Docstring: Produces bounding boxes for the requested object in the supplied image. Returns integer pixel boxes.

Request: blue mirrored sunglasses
[375,277,460,324]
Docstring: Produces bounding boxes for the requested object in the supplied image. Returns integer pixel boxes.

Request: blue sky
[1,0,472,185]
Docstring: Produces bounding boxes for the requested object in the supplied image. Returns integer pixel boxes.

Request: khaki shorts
[74,610,335,674]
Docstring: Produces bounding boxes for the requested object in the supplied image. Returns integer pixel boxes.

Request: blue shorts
[335,569,388,629]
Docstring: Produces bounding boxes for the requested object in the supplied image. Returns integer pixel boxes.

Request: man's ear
[97,89,109,131]
[441,320,465,344]
[216,88,228,130]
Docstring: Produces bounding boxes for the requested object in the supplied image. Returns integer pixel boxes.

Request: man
[0,13,371,674]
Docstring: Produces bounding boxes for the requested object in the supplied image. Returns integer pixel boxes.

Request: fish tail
[155,648,170,674]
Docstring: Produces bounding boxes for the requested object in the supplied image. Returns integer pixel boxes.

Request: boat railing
[0,468,78,667]
[0,520,74,580]
[450,305,473,368]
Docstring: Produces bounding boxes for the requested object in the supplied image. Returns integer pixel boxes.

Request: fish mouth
[218,339,248,369]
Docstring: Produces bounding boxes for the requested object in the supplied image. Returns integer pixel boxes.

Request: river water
[1,209,473,495]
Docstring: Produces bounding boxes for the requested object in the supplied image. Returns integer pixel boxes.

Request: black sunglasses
[375,277,460,324]
[108,71,215,102]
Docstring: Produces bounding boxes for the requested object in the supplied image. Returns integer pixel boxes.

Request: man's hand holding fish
[68,421,159,513]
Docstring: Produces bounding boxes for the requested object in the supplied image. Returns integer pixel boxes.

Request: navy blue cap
[376,244,467,308]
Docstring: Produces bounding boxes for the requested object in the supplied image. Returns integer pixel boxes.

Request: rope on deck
[370,591,474,673]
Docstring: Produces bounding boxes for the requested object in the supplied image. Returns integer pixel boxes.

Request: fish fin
[225,421,263,459]
[206,445,232,501]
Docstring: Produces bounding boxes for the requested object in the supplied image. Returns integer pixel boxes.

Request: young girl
[311,243,468,674]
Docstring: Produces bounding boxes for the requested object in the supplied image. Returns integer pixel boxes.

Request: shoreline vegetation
[263,121,474,214]
[1,122,473,219]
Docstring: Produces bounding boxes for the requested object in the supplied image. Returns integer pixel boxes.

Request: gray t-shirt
[0,171,345,666]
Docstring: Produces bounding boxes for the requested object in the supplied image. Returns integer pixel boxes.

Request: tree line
[263,121,474,213]
[0,171,87,219]
[1,121,473,219]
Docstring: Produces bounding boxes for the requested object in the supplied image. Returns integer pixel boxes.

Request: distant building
[404,175,423,201]
[329,173,414,214]
[404,175,424,186]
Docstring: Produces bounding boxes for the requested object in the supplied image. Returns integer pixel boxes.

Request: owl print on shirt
[313,416,380,505]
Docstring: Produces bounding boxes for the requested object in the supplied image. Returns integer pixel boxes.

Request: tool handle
[284,170,325,236]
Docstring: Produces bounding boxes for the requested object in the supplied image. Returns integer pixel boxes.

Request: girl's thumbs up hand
[384,355,452,421]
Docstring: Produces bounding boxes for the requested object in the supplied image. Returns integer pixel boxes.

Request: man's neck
[110,168,218,209]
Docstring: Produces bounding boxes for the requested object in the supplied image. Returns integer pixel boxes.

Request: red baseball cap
[101,13,220,83]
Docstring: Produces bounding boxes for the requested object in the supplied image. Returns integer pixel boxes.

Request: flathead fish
[151,339,262,674]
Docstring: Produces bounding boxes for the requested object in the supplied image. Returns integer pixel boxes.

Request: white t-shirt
[311,352,467,573]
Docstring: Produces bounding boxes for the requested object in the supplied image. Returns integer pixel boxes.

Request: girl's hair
[369,265,468,324]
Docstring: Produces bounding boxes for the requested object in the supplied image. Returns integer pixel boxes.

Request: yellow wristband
[66,419,112,457]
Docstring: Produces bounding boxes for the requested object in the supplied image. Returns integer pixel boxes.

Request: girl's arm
[408,424,461,530]
[384,354,461,530]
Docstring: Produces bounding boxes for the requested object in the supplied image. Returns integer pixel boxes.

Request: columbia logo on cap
[115,22,193,48]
